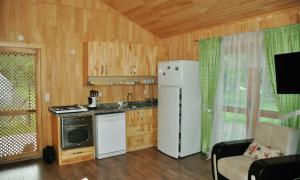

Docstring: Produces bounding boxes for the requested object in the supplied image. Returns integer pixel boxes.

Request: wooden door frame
[0,41,45,162]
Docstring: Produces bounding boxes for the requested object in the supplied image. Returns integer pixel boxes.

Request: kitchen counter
[49,101,157,118]
[49,100,158,163]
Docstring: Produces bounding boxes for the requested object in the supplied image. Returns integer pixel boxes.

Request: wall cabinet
[83,41,121,77]
[83,41,168,82]
[126,108,157,152]
[51,115,95,165]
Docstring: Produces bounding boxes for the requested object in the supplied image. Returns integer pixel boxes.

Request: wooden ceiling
[101,0,300,37]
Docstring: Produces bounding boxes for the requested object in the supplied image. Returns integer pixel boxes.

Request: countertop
[49,101,157,118]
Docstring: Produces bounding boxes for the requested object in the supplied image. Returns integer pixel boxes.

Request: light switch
[70,48,76,55]
[144,89,148,95]
[44,93,50,102]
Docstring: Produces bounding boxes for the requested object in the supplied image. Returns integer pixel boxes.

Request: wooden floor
[0,148,212,180]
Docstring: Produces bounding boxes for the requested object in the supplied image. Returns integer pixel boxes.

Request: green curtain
[264,24,300,151]
[199,37,222,153]
[264,24,300,128]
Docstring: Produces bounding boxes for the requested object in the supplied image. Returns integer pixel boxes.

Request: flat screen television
[274,51,300,94]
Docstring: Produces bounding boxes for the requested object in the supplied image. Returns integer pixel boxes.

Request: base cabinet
[51,115,95,165]
[126,108,157,152]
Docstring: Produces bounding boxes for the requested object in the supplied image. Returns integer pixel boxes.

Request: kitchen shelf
[87,76,157,86]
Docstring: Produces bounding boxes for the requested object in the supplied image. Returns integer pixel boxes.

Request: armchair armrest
[212,139,253,159]
[211,139,253,180]
[249,154,300,180]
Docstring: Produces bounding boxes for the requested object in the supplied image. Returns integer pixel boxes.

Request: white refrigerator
[157,60,201,158]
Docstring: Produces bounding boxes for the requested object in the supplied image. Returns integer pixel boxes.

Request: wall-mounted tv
[274,51,300,94]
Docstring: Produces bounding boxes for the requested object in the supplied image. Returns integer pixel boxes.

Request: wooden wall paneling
[0,0,163,149]
[161,7,300,61]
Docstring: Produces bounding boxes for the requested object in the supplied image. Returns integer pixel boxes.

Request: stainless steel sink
[98,99,157,110]
[128,101,146,107]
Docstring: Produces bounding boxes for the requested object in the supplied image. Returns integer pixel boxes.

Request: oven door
[61,119,93,150]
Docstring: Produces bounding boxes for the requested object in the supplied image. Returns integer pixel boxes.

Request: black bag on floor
[43,146,55,164]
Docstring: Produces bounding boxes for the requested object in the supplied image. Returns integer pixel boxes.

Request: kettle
[88,90,98,109]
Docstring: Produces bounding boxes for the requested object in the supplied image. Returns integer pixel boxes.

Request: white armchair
[211,122,300,180]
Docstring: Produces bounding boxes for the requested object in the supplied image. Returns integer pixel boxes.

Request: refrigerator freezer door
[158,85,180,158]
[158,61,183,86]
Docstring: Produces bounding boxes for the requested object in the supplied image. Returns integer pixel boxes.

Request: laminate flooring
[0,147,212,180]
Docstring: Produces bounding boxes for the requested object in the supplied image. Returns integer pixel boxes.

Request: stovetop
[49,104,88,114]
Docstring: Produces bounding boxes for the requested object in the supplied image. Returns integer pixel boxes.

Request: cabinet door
[135,109,145,125]
[131,44,139,76]
[151,109,158,146]
[87,42,108,76]
[124,43,136,76]
[102,42,122,76]
[119,42,130,76]
[126,109,158,151]
[87,41,122,77]
[126,110,135,126]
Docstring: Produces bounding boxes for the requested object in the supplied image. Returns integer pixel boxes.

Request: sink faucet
[127,92,133,102]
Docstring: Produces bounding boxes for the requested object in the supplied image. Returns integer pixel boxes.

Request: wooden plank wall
[0,0,162,148]
[1,0,299,150]
[161,7,300,60]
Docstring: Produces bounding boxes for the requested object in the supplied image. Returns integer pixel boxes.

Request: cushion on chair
[243,141,284,160]
[254,122,272,145]
[254,122,300,155]
[269,124,299,155]
[218,155,254,180]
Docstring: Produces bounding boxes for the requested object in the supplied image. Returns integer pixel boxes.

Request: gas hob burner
[50,104,88,114]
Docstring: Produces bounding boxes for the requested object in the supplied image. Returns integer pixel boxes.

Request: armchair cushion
[254,122,299,155]
[218,155,254,180]
[243,141,284,160]
[211,122,300,180]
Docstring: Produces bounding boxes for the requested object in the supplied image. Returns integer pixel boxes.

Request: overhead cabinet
[84,41,122,76]
[83,41,168,82]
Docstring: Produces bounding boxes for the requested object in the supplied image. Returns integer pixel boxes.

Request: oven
[61,115,93,150]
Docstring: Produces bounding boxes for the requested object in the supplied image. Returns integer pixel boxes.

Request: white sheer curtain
[209,31,268,154]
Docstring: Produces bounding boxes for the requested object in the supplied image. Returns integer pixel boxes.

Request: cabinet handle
[136,127,143,131]
[129,65,132,75]
[137,112,140,120]
[133,65,136,75]
[105,65,108,75]
[101,65,104,74]
[73,152,83,155]
[69,124,88,128]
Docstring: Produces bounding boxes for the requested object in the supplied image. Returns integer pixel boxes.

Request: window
[0,46,41,163]
[210,32,280,147]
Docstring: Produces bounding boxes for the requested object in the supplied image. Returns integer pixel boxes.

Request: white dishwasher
[95,112,126,159]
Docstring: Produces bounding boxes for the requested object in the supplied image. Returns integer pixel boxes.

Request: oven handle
[68,124,88,128]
